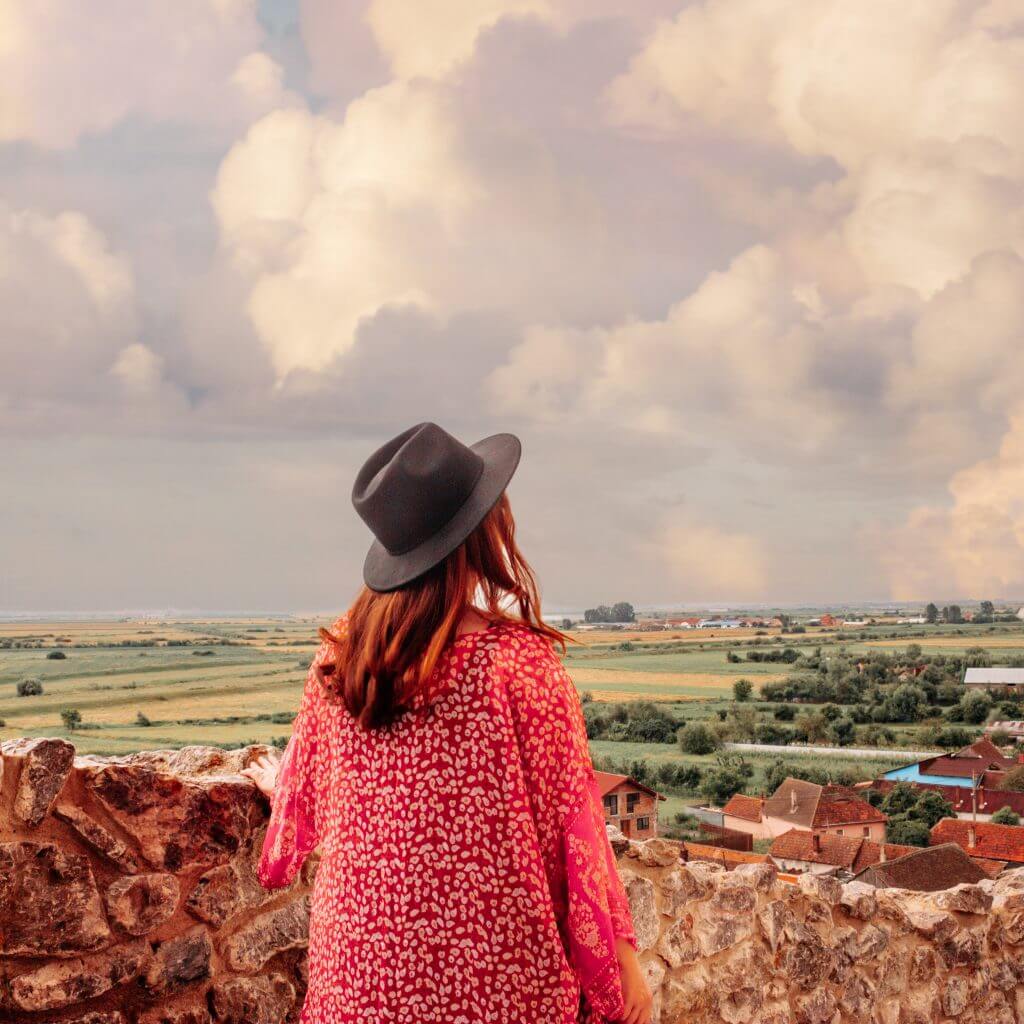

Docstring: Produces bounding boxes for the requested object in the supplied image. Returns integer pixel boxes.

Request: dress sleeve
[256,641,330,890]
[506,635,635,1021]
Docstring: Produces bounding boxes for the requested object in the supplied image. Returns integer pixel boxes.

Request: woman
[241,422,652,1024]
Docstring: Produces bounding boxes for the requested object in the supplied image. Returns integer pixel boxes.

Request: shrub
[60,708,82,731]
[992,806,1020,826]
[733,679,753,702]
[16,678,43,697]
[885,818,931,847]
[46,650,67,660]
[136,711,152,727]
[678,721,721,755]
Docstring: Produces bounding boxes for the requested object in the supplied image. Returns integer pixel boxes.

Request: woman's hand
[615,937,652,1024]
[240,750,282,798]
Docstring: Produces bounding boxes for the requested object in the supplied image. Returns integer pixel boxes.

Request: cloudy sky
[3,0,1024,613]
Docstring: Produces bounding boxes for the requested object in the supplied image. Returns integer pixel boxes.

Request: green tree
[964,646,992,668]
[959,691,992,725]
[60,708,82,731]
[885,818,931,847]
[678,721,720,755]
[925,603,938,623]
[611,602,636,623]
[733,678,753,702]
[992,806,1020,826]
[1001,766,1024,792]
[913,791,956,828]
[699,754,753,804]
[880,783,919,816]
[16,678,43,697]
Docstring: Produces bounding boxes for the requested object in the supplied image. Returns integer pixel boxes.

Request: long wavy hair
[315,492,568,729]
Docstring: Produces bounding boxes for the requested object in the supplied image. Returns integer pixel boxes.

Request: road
[723,742,940,760]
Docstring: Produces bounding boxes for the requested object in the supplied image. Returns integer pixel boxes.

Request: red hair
[316,492,568,729]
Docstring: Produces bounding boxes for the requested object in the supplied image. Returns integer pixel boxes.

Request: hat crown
[352,422,485,556]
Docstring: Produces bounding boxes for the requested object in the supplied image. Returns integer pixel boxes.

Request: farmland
[3,615,1024,763]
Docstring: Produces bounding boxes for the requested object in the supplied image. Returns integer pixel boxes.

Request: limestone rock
[0,840,110,955]
[105,873,180,936]
[622,873,659,952]
[210,973,297,1024]
[136,998,213,1024]
[186,826,279,927]
[9,939,150,1012]
[64,1014,128,1024]
[54,802,142,872]
[221,896,311,973]
[632,837,680,867]
[839,880,877,920]
[935,883,994,915]
[3,737,75,827]
[656,914,700,969]
[797,873,842,905]
[83,762,261,871]
[145,926,213,993]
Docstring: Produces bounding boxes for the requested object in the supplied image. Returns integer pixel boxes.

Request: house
[719,779,887,841]
[594,771,663,839]
[882,737,1017,789]
[964,668,1024,692]
[767,829,914,877]
[930,818,1024,867]
[853,843,988,891]
[698,618,742,629]
[819,614,840,628]
[764,778,887,841]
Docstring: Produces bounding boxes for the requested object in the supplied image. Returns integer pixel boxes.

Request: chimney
[811,833,821,853]
[967,825,977,849]
[790,789,799,814]
[879,845,887,864]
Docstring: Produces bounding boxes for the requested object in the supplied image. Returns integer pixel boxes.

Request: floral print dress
[258,618,636,1024]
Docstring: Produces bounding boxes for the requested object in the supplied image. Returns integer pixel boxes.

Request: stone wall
[618,836,1024,1024]
[0,739,311,1024]
[4,740,1024,1024]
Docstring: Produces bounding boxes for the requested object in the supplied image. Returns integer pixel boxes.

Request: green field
[4,616,1024,757]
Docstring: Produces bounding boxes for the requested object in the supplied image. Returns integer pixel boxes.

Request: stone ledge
[4,739,1024,1023]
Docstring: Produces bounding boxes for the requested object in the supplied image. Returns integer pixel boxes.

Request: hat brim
[361,432,522,592]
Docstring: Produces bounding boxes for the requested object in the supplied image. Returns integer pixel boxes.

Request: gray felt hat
[352,422,521,592]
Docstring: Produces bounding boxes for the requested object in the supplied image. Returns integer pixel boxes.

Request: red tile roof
[768,829,914,871]
[765,778,886,829]
[930,818,1024,864]
[853,843,988,891]
[593,770,663,800]
[768,829,865,869]
[722,793,765,823]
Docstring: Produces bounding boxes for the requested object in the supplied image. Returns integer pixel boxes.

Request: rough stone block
[9,939,150,1012]
[221,896,311,974]
[210,973,297,1024]
[105,873,180,936]
[0,840,110,955]
[3,737,75,827]
[145,926,213,993]
[54,802,142,872]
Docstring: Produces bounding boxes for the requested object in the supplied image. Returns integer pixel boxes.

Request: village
[597,728,1024,893]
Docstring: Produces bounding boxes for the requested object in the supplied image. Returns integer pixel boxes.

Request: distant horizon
[3,597,1021,624]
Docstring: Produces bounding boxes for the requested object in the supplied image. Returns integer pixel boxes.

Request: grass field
[4,616,1024,756]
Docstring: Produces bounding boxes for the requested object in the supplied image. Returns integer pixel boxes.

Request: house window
[603,794,618,816]
[836,829,844,835]
[626,792,640,813]
[862,827,869,837]
[636,817,650,831]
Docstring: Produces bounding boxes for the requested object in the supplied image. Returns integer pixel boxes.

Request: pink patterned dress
[258,617,636,1023]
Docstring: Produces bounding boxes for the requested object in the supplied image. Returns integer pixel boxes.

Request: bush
[60,708,82,731]
[733,679,753,702]
[16,678,43,697]
[136,711,152,727]
[885,818,931,847]
[46,650,67,660]
[992,806,1020,826]
[1003,766,1024,792]
[678,721,721,755]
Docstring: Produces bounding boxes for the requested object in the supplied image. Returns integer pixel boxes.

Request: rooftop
[593,770,663,800]
[964,668,1024,686]
[767,828,914,871]
[852,843,987,891]
[930,818,1024,864]
[764,778,886,829]
[721,793,765,823]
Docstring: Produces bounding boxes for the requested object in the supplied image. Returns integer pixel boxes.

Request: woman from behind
[242,422,651,1024]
